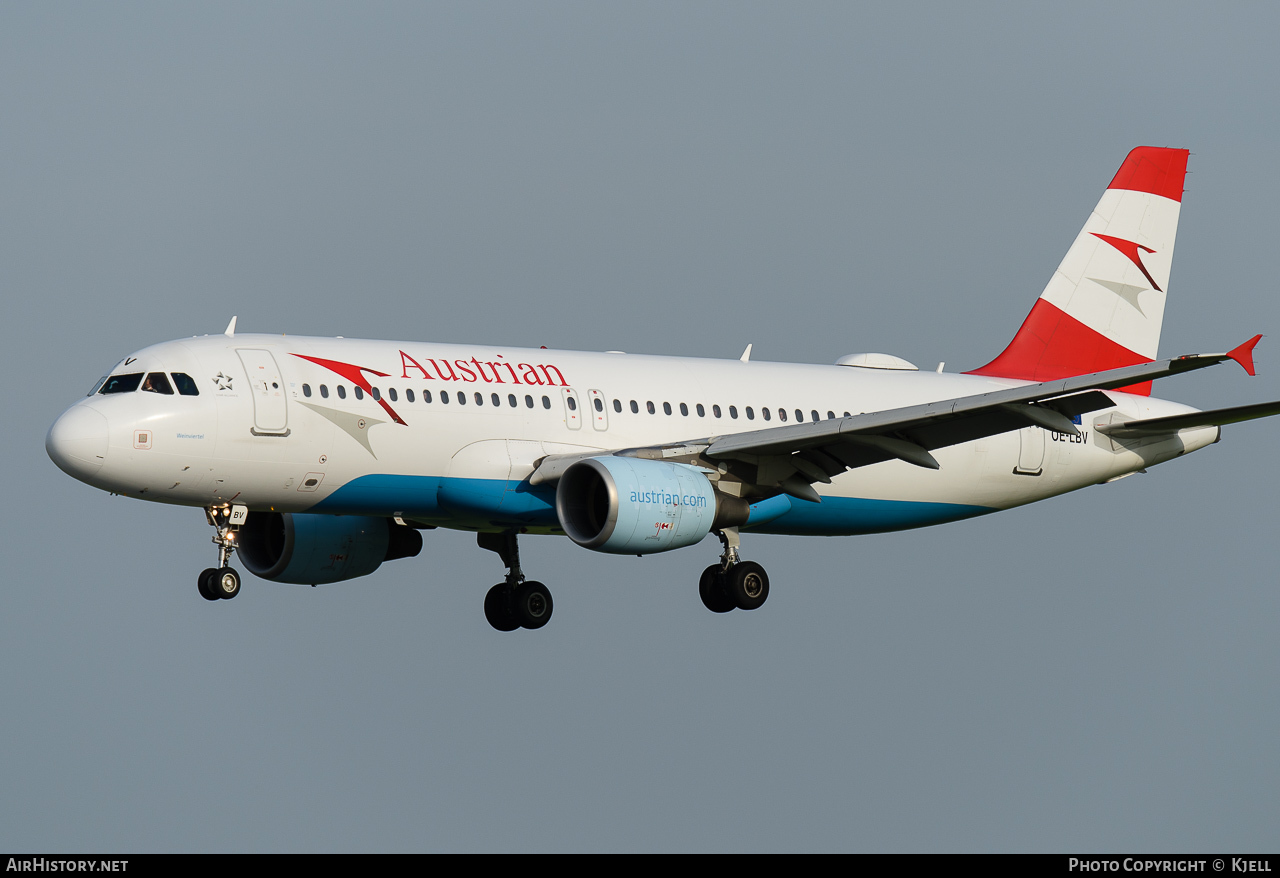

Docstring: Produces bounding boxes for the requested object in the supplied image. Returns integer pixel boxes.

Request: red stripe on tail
[1107,147,1189,202]
[967,299,1154,395]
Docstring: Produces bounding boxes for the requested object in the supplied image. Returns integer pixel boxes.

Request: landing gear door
[237,349,289,435]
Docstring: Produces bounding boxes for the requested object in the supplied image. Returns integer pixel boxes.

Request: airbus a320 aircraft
[46,147,1280,631]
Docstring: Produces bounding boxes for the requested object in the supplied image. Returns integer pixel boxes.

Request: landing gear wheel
[512,580,554,629]
[484,583,520,632]
[726,561,769,611]
[198,568,220,601]
[699,564,736,613]
[212,567,241,600]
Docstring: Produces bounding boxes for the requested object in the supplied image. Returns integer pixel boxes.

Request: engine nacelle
[555,456,745,554]
[236,512,423,585]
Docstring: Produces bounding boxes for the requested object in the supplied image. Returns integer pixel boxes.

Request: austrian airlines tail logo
[1092,233,1163,291]
[291,354,407,425]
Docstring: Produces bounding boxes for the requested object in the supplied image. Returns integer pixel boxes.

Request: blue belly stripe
[309,474,993,535]
[749,495,993,535]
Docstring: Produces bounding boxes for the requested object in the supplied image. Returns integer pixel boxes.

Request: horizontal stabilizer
[1096,399,1280,439]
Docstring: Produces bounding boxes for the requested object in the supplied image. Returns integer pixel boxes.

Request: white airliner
[46,147,1280,631]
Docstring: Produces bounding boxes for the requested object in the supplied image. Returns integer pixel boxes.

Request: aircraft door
[587,389,608,431]
[1014,426,1044,475]
[237,349,289,435]
[562,388,582,430]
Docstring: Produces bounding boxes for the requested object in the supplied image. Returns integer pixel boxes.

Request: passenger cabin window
[302,384,312,398]
[746,407,754,420]
[475,392,483,405]
[509,394,517,407]
[388,388,398,402]
[713,405,722,418]
[679,403,688,416]
[492,393,501,406]
[406,389,415,403]
[630,400,639,414]
[696,404,705,417]
[542,395,551,409]
[729,406,738,419]
[371,387,381,401]
[663,402,672,415]
[441,391,449,404]
[827,411,834,420]
[337,386,346,399]
[647,401,655,414]
[320,384,329,398]
[762,408,771,421]
[525,395,534,408]
[594,398,603,412]
[142,373,174,394]
[613,399,622,413]
[567,397,577,411]
[354,387,364,400]
[172,373,199,396]
[458,392,466,404]
[812,410,820,422]
[99,373,143,394]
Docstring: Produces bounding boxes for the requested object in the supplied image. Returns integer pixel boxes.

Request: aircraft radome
[46,147,1280,631]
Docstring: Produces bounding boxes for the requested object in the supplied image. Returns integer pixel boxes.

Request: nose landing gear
[699,528,770,614]
[199,505,246,601]
[479,531,554,631]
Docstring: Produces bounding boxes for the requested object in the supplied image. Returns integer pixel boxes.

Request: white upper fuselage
[47,332,1215,536]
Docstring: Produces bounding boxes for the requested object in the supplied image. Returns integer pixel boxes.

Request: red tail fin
[968,147,1190,396]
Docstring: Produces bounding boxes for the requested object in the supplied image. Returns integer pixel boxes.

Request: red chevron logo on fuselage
[291,354,407,425]
[1092,233,1163,292]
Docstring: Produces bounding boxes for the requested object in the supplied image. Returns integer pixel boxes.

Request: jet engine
[236,512,423,585]
[555,456,748,554]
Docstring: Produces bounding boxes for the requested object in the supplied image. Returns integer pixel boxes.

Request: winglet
[1226,334,1262,376]
[740,344,752,363]
[224,316,238,338]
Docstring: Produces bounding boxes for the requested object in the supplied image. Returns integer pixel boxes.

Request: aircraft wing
[530,339,1264,501]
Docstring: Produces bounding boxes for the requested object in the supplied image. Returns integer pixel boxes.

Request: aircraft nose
[46,405,109,481]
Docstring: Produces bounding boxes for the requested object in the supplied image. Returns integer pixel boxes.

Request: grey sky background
[4,3,1279,852]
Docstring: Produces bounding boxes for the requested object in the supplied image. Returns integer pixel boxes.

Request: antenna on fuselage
[740,343,752,362]
[224,316,237,337]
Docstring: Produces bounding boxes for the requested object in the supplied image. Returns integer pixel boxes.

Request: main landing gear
[699,527,770,614]
[198,505,245,601]
[479,531,553,632]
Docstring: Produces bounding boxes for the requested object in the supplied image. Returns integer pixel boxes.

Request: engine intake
[555,456,746,554]
[236,512,423,584]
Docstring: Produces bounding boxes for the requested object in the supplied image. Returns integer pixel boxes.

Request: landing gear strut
[199,505,245,601]
[700,527,770,613]
[479,531,553,631]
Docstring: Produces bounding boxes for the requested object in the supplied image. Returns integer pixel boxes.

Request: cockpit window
[87,376,108,397]
[172,373,199,396]
[98,373,143,394]
[141,373,174,395]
